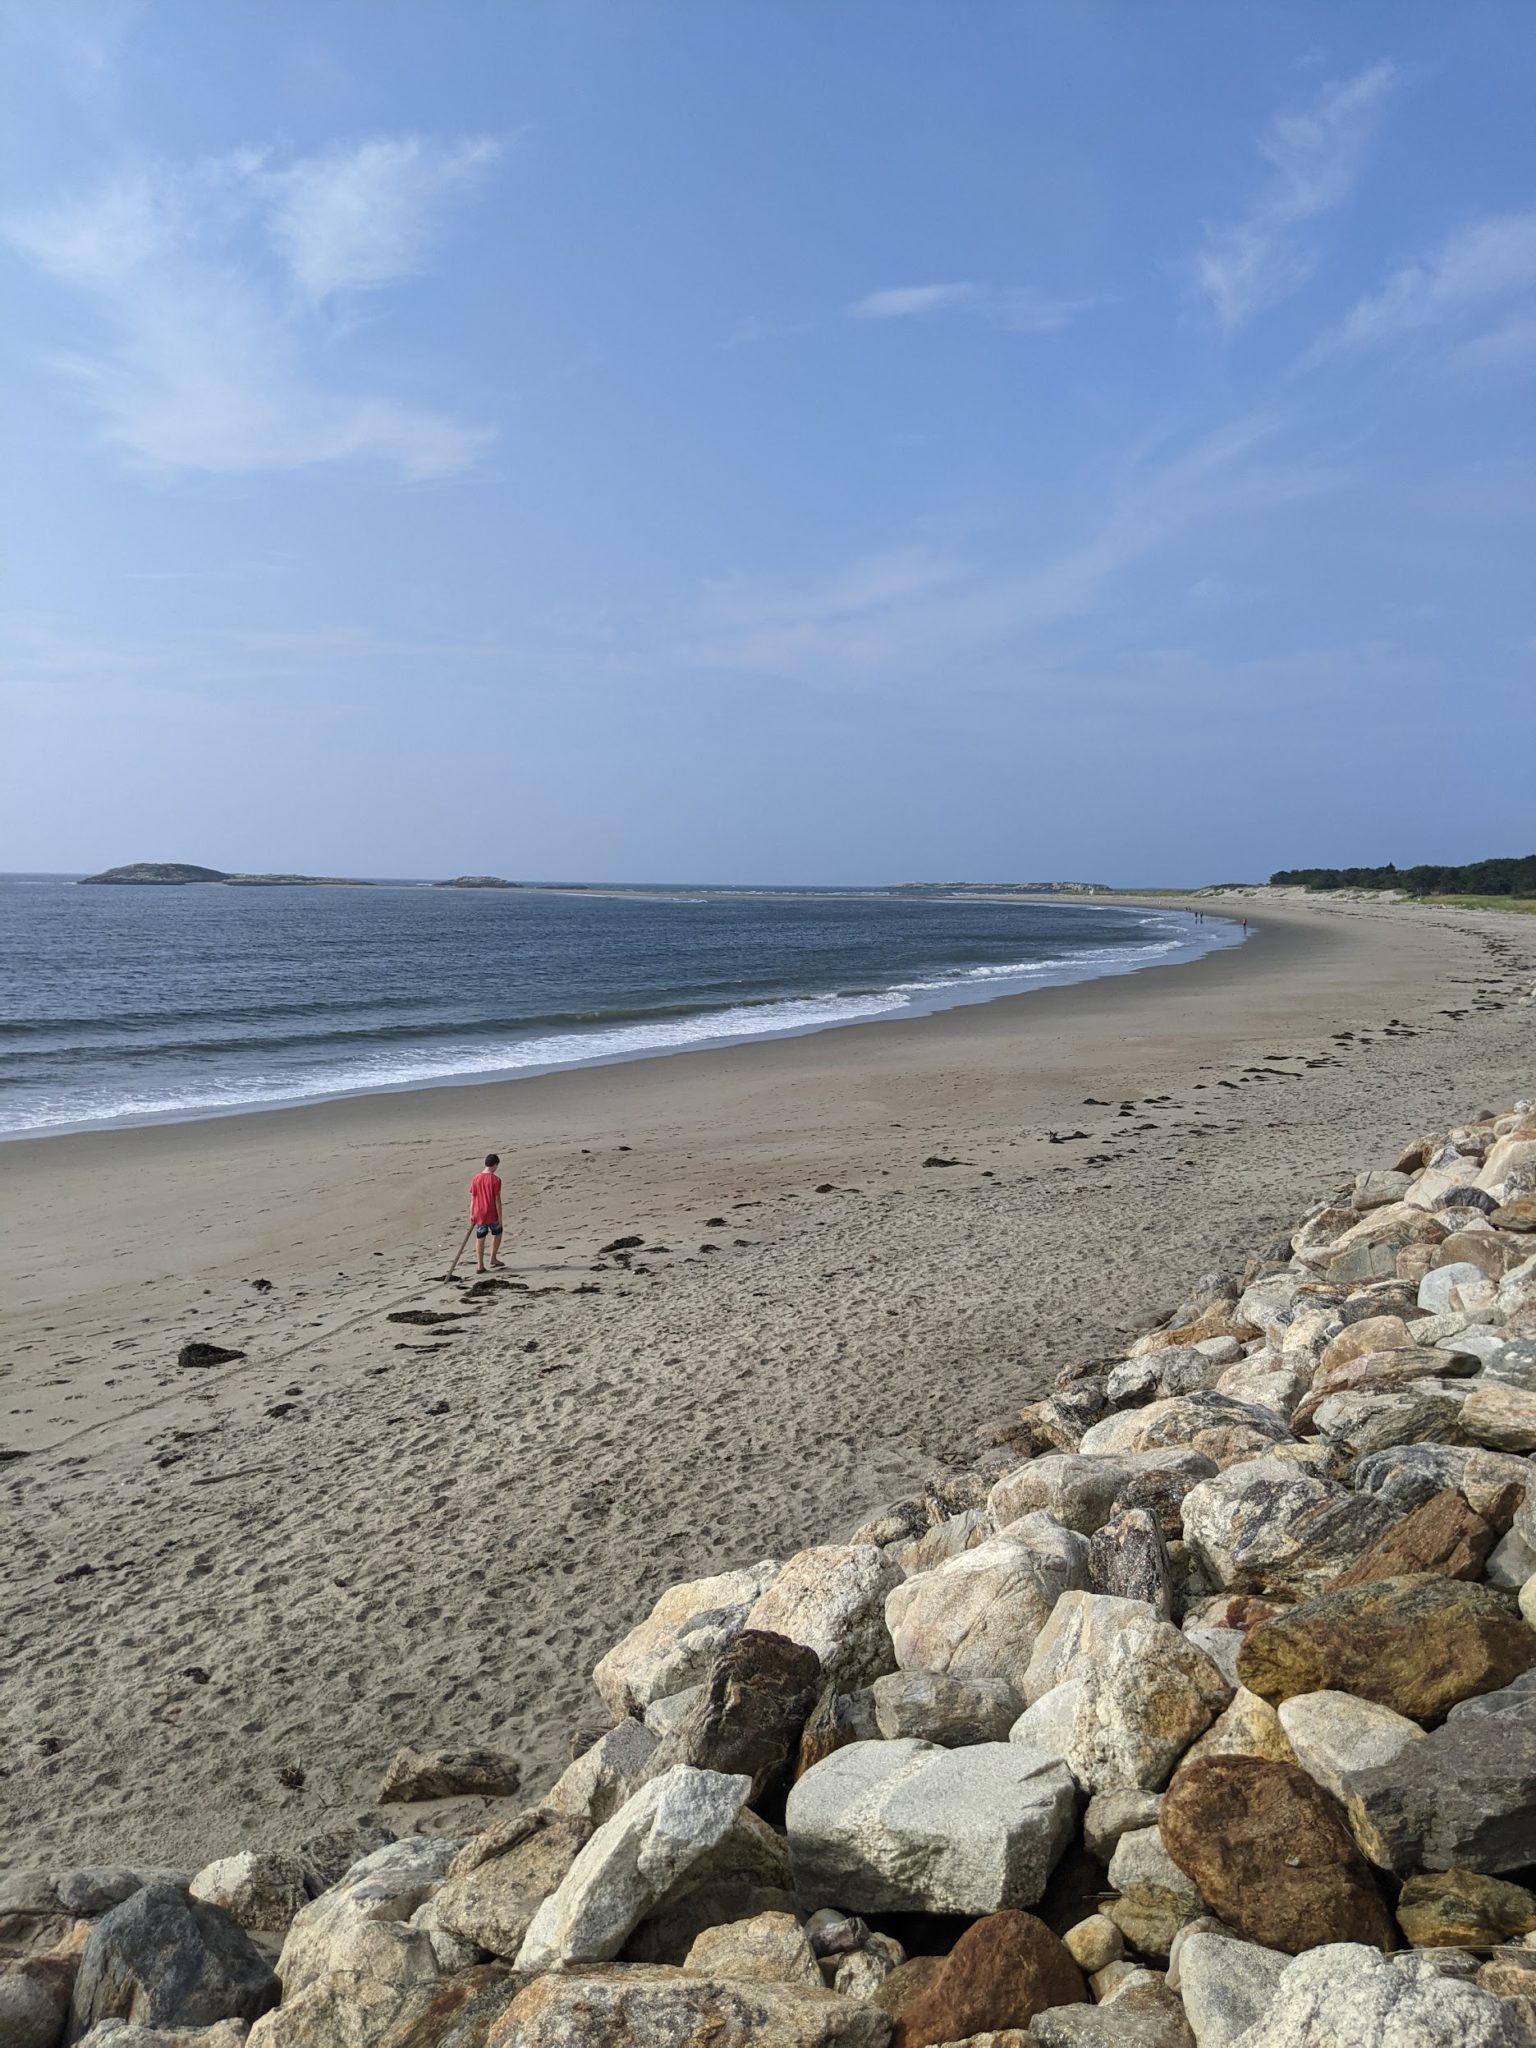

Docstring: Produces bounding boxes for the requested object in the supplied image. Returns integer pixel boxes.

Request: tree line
[1270,856,1536,897]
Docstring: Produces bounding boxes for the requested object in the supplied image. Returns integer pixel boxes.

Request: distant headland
[78,864,528,889]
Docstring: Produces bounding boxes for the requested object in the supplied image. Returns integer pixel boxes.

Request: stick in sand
[443,1222,476,1282]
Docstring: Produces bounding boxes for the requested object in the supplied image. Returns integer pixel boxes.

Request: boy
[470,1152,504,1271]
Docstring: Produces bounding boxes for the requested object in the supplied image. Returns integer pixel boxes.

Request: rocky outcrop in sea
[5,1099,1536,2046]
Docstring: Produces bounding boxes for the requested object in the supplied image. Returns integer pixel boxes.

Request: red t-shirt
[470,1169,502,1224]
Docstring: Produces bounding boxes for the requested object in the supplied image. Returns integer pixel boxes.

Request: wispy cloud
[3,136,500,478]
[679,412,1339,688]
[1317,209,1536,365]
[1195,60,1397,329]
[265,135,501,301]
[848,282,1090,333]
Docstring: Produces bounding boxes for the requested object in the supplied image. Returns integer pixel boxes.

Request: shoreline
[2,890,1533,1868]
[0,892,1234,1146]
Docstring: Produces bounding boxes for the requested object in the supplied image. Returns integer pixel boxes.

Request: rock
[543,1720,659,1828]
[682,1910,822,1989]
[1159,1758,1395,1954]
[1448,1670,1536,1725]
[1352,1444,1529,1529]
[177,1342,245,1369]
[1063,1916,1123,1973]
[1331,1488,1496,1587]
[69,1885,279,2038]
[1479,1947,1536,2006]
[55,1871,191,1918]
[830,1938,903,2000]
[1088,1511,1174,1616]
[484,1963,893,2045]
[1179,1627,1247,1689]
[188,1853,312,1935]
[1318,1316,1416,1374]
[804,1908,868,1957]
[373,1962,522,2045]
[1276,1690,1423,1804]
[1010,1612,1230,1792]
[885,1519,1089,1699]
[1082,1790,1162,1864]
[1296,1346,1480,1434]
[1495,1198,1536,1232]
[276,1839,460,1999]
[1462,1384,1536,1453]
[1486,1337,1536,1388]
[514,1766,750,1973]
[1028,1975,1193,2046]
[1078,1395,1290,1469]
[1173,1930,1289,2048]
[0,1940,79,2048]
[1111,1459,1222,1541]
[620,1807,795,1965]
[376,1749,522,1804]
[1021,1592,1158,1706]
[593,1562,781,1717]
[1237,1575,1536,1721]
[1435,1233,1528,1283]
[744,1548,901,1692]
[850,1498,933,1548]
[648,1630,821,1806]
[1104,1828,1205,1958]
[1223,1942,1532,2046]
[1179,1459,1393,1596]
[872,1956,945,2025]
[1396,1870,1536,1949]
[291,1821,397,1894]
[1421,1262,1493,1314]
[1308,1383,1469,1456]
[888,1911,1083,2047]
[430,1811,593,1961]
[795,1683,880,1779]
[644,1689,703,1737]
[1343,1715,1536,1874]
[247,1918,444,2046]
[989,1457,1141,1536]
[1107,1358,1174,1409]
[785,1738,1075,1916]
[899,1510,990,1574]
[1038,1382,1110,1448]
[1481,1137,1536,1198]
[1355,1172,1414,1211]
[1182,1687,1295,1769]
[79,2027,252,2047]
[1212,1356,1305,1421]
[870,1670,1018,1746]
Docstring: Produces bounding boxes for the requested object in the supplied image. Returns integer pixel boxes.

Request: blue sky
[1,2,1532,885]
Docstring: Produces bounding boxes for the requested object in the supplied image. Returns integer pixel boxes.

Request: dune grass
[1423,893,1536,915]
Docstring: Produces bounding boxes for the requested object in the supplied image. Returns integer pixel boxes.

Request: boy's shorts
[474,1222,503,1238]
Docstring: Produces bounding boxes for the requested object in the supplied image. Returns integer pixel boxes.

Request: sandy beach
[3,889,1532,1871]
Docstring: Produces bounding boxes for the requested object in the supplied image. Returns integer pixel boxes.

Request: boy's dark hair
[484,1153,500,1168]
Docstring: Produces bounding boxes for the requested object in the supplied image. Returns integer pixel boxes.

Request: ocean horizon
[0,879,1243,1139]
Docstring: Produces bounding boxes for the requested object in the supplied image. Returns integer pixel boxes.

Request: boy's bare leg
[489,1232,505,1269]
[475,1234,487,1273]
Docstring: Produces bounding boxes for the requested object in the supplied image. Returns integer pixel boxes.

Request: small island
[79,863,231,885]
[433,875,521,889]
[79,863,379,887]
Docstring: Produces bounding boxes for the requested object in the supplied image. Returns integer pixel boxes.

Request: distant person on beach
[470,1152,504,1271]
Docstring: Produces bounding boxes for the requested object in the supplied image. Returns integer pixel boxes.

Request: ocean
[0,880,1241,1139]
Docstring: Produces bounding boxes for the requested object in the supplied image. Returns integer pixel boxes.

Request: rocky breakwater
[7,1100,1536,2047]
